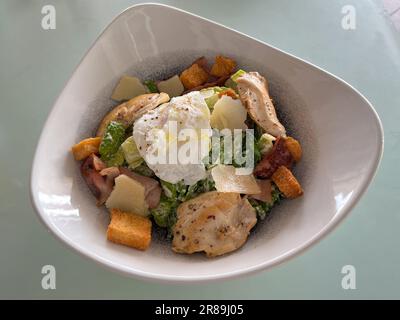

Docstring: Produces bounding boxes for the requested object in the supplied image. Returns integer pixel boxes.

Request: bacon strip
[81,156,161,208]
[254,137,293,179]
[81,154,113,206]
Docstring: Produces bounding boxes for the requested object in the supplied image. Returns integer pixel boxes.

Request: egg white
[133,91,211,185]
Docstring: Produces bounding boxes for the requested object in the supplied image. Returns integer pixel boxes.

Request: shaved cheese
[211,165,261,194]
[157,75,184,97]
[105,174,148,216]
[210,95,247,130]
[251,179,272,203]
[111,76,147,101]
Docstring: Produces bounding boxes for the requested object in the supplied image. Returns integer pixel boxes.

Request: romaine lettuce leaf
[121,136,143,169]
[99,121,126,164]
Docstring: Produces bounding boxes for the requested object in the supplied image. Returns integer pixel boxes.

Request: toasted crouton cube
[71,137,101,161]
[180,63,209,89]
[284,137,302,162]
[272,166,303,199]
[210,55,236,77]
[107,208,152,250]
[192,56,209,71]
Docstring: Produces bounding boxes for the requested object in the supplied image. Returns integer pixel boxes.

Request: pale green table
[1,0,399,299]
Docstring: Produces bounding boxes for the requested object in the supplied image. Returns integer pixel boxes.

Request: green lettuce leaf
[99,121,126,164]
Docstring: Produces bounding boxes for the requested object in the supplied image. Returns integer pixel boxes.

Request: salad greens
[225,69,246,91]
[144,80,158,93]
[150,195,178,230]
[151,176,216,233]
[201,86,231,110]
[132,162,155,177]
[248,184,282,220]
[206,129,262,168]
[121,136,143,169]
[257,133,276,156]
[231,69,247,82]
[99,121,126,166]
[99,73,281,236]
[104,147,125,167]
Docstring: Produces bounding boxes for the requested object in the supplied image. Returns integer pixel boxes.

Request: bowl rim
[30,2,384,283]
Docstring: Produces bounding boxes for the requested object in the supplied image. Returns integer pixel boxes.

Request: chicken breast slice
[172,191,257,257]
[237,72,286,137]
[96,93,170,137]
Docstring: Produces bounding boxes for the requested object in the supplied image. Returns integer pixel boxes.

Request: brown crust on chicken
[172,192,257,257]
[96,93,169,137]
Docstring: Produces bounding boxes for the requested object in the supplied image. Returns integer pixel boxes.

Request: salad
[71,55,303,257]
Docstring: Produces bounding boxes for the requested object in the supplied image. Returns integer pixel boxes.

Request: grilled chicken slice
[172,191,257,257]
[96,93,170,137]
[237,72,286,137]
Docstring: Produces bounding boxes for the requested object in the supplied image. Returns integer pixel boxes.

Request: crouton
[272,166,303,199]
[71,137,101,161]
[107,208,152,250]
[180,63,209,89]
[192,56,209,72]
[210,55,236,77]
[284,137,302,162]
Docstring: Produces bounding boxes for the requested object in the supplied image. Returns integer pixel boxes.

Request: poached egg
[133,91,211,185]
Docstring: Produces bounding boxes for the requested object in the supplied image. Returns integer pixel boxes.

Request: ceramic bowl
[30,3,383,282]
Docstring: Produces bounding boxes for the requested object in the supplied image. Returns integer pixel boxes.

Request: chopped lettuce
[209,129,261,168]
[253,138,262,165]
[205,94,219,110]
[231,69,247,82]
[160,180,180,199]
[154,176,216,233]
[121,136,143,169]
[132,162,155,177]
[99,121,126,165]
[249,184,282,220]
[160,178,215,202]
[200,86,230,110]
[232,130,260,168]
[104,147,125,167]
[225,69,246,91]
[257,133,276,156]
[144,80,158,93]
[150,195,178,229]
[181,176,215,202]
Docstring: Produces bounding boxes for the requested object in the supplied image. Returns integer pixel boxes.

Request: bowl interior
[31,4,382,281]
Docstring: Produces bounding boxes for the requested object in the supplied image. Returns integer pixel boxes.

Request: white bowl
[30,3,383,283]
